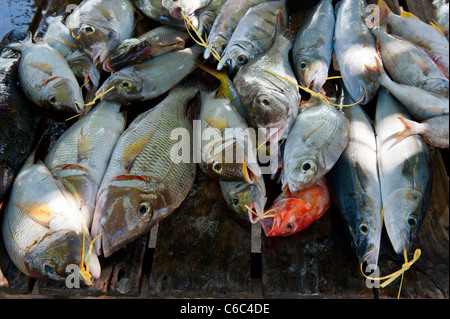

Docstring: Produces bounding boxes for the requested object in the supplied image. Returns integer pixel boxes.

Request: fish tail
[275,11,296,42]
[395,117,421,144]
[7,31,33,52]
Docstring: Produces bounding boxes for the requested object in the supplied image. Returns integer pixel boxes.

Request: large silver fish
[334,0,380,104]
[2,154,101,283]
[375,87,433,255]
[219,0,287,74]
[44,101,126,229]
[292,0,335,92]
[97,45,203,104]
[328,89,382,267]
[91,85,198,257]
[43,16,100,91]
[7,33,84,113]
[281,96,349,193]
[66,0,135,64]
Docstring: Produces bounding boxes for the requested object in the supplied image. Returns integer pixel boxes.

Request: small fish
[7,32,84,113]
[104,26,190,72]
[66,0,135,64]
[219,1,287,74]
[334,0,381,104]
[397,115,449,149]
[97,45,203,104]
[378,0,449,78]
[44,101,126,229]
[328,88,382,267]
[374,57,449,121]
[2,154,101,283]
[0,57,41,200]
[43,15,100,91]
[204,0,273,60]
[220,176,267,223]
[281,96,349,193]
[366,20,449,98]
[233,18,300,166]
[293,0,335,92]
[198,67,261,184]
[91,85,198,257]
[162,0,211,19]
[137,0,186,29]
[259,178,331,237]
[375,87,433,254]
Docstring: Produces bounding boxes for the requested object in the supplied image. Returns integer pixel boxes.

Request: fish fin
[13,202,53,228]
[205,117,228,131]
[120,134,152,173]
[395,117,419,144]
[111,175,148,183]
[275,11,295,42]
[53,38,79,51]
[7,31,33,52]
[77,128,92,163]
[377,0,390,26]
[195,61,230,99]
[400,11,421,20]
[28,61,54,76]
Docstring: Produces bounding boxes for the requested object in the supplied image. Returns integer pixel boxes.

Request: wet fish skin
[162,0,211,19]
[375,87,433,255]
[8,33,84,113]
[220,177,267,223]
[367,22,448,98]
[334,0,380,104]
[328,90,382,267]
[397,115,449,149]
[104,26,190,72]
[281,97,349,193]
[44,16,100,91]
[0,57,40,200]
[138,0,186,28]
[66,0,135,64]
[97,45,203,104]
[219,0,287,74]
[293,0,335,92]
[2,155,101,282]
[91,86,198,257]
[44,101,126,228]
[259,178,331,237]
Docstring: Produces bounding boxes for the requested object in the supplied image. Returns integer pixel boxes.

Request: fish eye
[359,224,369,235]
[49,96,57,104]
[407,216,417,227]
[301,160,316,173]
[42,262,54,274]
[121,81,132,89]
[212,162,223,174]
[261,98,272,108]
[84,26,95,34]
[237,55,247,65]
[138,202,153,219]
[299,62,308,70]
[285,223,294,233]
[232,197,239,206]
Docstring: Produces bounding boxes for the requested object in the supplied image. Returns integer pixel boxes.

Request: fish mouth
[242,159,261,184]
[102,55,114,73]
[259,215,275,237]
[170,7,183,20]
[90,43,109,65]
[359,243,379,267]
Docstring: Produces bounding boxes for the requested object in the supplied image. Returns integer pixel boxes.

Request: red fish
[259,178,331,237]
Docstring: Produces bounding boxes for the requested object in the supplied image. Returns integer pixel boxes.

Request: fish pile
[0,0,448,287]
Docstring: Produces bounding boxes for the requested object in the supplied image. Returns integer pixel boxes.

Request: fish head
[223,47,251,74]
[92,178,172,257]
[96,72,144,104]
[282,154,321,193]
[70,24,119,64]
[296,58,328,92]
[383,188,425,255]
[40,77,84,113]
[104,38,144,72]
[259,198,312,237]
[25,229,101,283]
[162,0,207,20]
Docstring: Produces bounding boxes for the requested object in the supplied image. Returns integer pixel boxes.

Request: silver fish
[219,0,287,74]
[44,101,126,229]
[375,87,433,254]
[137,0,186,29]
[220,176,267,223]
[2,154,101,283]
[328,88,382,267]
[397,115,449,149]
[334,0,380,104]
[281,97,349,193]
[97,45,203,104]
[66,0,135,64]
[7,32,84,113]
[91,85,198,257]
[293,0,335,92]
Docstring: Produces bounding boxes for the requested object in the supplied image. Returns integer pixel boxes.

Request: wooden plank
[0,241,34,295]
[405,0,435,22]
[377,149,449,299]
[148,172,253,298]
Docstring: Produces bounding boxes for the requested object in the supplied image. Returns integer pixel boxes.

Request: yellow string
[79,228,103,286]
[181,11,226,67]
[263,69,365,107]
[245,204,261,219]
[68,86,116,121]
[325,76,345,80]
[361,247,421,299]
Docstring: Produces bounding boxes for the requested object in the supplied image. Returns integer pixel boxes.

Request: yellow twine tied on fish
[263,69,365,107]
[79,220,103,286]
[181,11,227,67]
[361,247,421,299]
[67,86,116,121]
